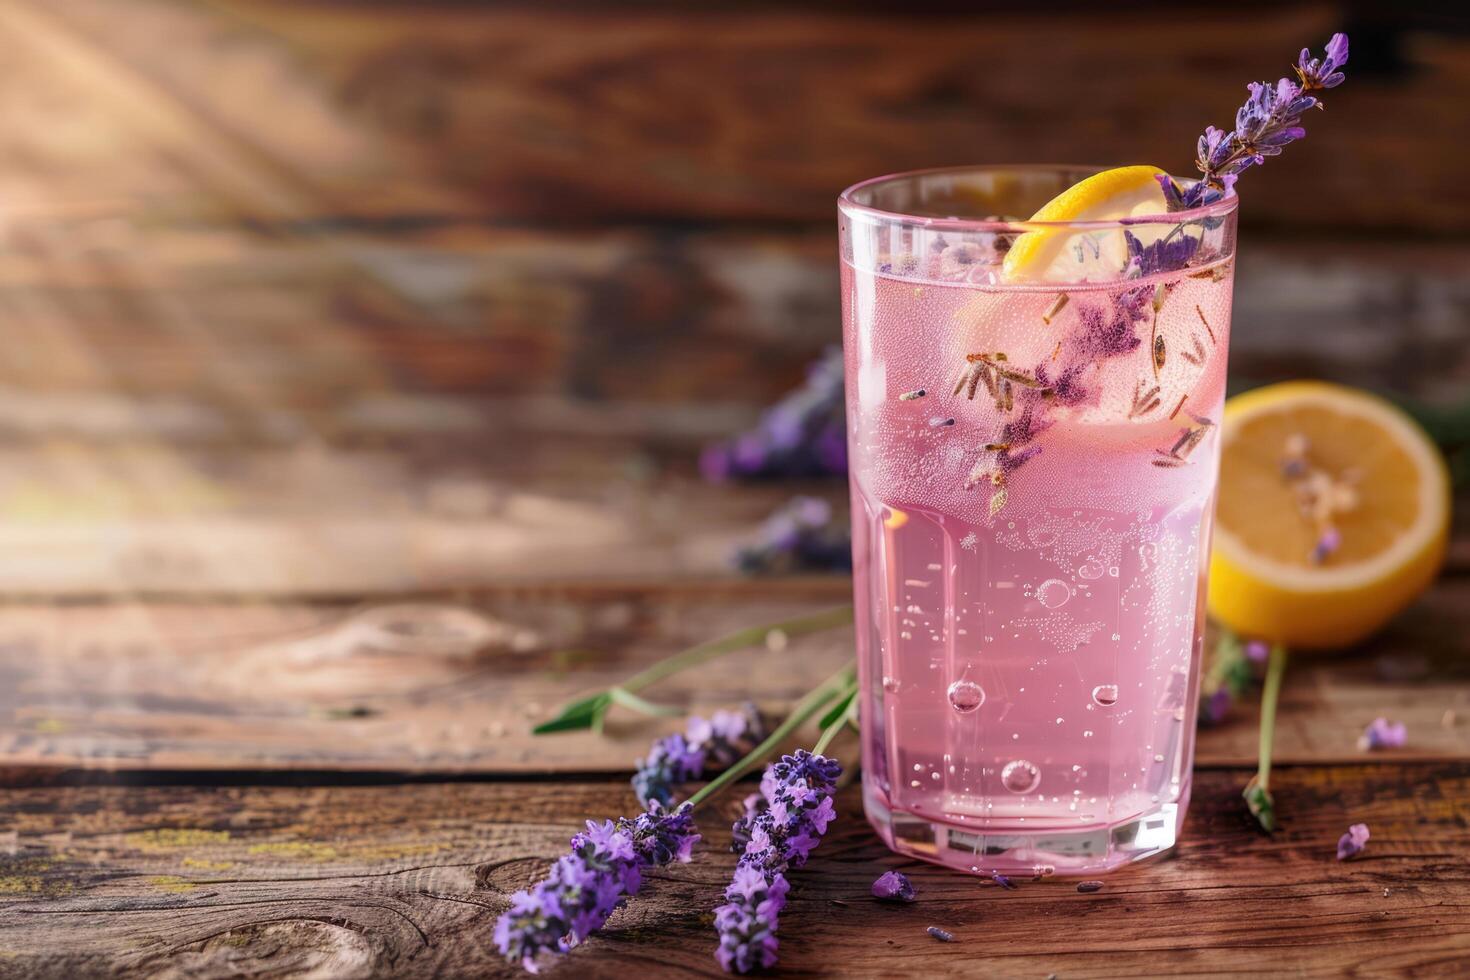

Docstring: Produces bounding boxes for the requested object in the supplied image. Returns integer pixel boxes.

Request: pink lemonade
[839,167,1237,876]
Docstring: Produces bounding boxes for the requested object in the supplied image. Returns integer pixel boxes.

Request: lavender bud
[871,870,916,902]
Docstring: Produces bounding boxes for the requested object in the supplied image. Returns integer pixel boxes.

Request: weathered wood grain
[0,209,1464,596]
[2,765,1468,977]
[23,0,1470,231]
[1,584,1467,779]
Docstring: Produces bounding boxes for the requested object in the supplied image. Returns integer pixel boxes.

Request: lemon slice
[1002,165,1167,282]
[1207,382,1451,649]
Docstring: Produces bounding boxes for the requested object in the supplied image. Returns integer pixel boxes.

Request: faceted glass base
[863,778,1189,877]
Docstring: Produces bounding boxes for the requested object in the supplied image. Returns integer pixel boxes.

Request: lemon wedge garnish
[1208,382,1451,649]
[1002,165,1168,282]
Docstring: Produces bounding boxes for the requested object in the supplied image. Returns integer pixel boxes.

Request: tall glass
[839,166,1238,876]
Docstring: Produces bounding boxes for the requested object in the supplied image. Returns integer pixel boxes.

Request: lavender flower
[1160,34,1349,210]
[1124,230,1201,280]
[872,870,916,902]
[1035,360,1087,408]
[702,347,846,481]
[1357,717,1407,751]
[927,926,955,942]
[735,496,852,575]
[1200,686,1233,726]
[1336,822,1370,861]
[715,865,790,973]
[633,705,765,808]
[1310,527,1342,565]
[1297,33,1350,90]
[1245,640,1270,663]
[496,802,700,973]
[1072,303,1144,359]
[991,873,1016,890]
[715,750,842,973]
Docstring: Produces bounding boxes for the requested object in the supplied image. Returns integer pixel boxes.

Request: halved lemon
[1208,381,1451,649]
[1002,165,1167,282]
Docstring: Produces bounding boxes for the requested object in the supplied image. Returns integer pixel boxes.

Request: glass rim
[838,163,1239,232]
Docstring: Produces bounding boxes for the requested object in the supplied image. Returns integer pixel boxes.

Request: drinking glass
[838,165,1238,875]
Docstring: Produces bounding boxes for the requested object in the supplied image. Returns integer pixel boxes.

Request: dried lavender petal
[927,926,955,943]
[871,871,916,903]
[1199,686,1233,727]
[1357,718,1407,752]
[1336,822,1370,861]
[1077,880,1105,893]
[991,873,1017,890]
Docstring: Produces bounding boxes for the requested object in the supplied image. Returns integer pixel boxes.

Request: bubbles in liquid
[1001,759,1040,794]
[1036,579,1071,609]
[883,676,901,694]
[1077,560,1105,581]
[1092,684,1119,707]
[947,680,985,713]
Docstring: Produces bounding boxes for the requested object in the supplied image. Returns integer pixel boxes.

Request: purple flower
[1336,822,1370,861]
[1357,717,1407,751]
[1200,686,1233,726]
[703,347,847,481]
[1073,304,1143,359]
[1298,33,1349,90]
[872,870,916,902]
[715,750,842,973]
[1123,230,1202,279]
[991,873,1016,890]
[1310,527,1342,565]
[496,802,700,973]
[1035,361,1087,407]
[1160,34,1349,209]
[1245,640,1270,663]
[736,496,852,575]
[634,705,765,808]
[714,865,789,973]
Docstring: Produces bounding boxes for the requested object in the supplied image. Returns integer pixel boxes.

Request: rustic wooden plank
[2,764,1468,977]
[1,216,1466,417]
[22,0,1470,232]
[1,583,1466,779]
[0,222,1462,595]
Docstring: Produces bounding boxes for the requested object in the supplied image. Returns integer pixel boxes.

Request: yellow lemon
[1002,165,1167,282]
[1208,381,1451,649]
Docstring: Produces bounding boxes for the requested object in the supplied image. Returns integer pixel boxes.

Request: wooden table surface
[1,1,1469,977]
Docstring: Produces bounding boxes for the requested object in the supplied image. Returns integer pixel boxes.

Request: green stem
[620,606,853,694]
[812,680,859,756]
[1256,643,1289,789]
[686,663,855,810]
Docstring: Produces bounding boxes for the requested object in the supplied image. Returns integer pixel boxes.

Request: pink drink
[839,167,1238,875]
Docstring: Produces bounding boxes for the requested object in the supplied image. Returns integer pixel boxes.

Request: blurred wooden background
[0,0,1464,592]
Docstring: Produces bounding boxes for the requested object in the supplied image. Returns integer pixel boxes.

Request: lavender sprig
[1160,34,1349,210]
[634,704,766,808]
[702,347,846,482]
[715,750,842,974]
[495,802,700,974]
